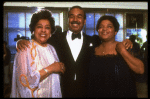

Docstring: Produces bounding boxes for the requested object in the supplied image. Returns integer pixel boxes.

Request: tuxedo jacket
[48,31,96,98]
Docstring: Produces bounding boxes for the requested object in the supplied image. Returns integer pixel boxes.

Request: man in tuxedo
[49,6,94,97]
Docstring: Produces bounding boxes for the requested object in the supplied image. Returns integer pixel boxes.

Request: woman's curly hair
[29,9,55,35]
[96,15,120,32]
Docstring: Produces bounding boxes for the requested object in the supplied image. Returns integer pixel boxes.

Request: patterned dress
[11,40,62,98]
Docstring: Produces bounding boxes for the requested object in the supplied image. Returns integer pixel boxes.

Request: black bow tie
[72,32,81,40]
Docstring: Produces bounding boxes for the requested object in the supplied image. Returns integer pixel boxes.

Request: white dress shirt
[66,30,83,61]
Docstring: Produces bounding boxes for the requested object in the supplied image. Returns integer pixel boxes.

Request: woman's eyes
[99,25,113,28]
[46,27,50,29]
[108,26,112,28]
[36,26,50,29]
[37,26,42,28]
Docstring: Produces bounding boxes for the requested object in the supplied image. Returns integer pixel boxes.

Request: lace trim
[95,54,118,57]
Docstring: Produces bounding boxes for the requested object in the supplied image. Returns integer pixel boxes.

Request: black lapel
[61,31,75,63]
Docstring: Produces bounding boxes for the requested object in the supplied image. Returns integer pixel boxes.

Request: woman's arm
[116,42,144,74]
[39,62,65,82]
[31,62,65,92]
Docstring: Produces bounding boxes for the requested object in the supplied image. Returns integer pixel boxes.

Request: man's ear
[115,31,117,35]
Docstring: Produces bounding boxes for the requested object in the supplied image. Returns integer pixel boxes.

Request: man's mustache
[71,21,80,25]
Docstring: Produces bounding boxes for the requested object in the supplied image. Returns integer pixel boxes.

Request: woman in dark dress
[88,16,144,98]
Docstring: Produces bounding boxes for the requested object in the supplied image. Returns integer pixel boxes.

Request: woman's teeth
[102,32,108,35]
[41,34,46,37]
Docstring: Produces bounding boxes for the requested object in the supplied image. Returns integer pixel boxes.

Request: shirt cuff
[16,39,22,49]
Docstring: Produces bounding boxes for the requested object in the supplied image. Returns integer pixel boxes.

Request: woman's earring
[32,32,34,35]
[31,32,35,39]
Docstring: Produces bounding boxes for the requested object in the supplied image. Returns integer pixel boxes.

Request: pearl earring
[31,32,35,39]
[31,32,35,37]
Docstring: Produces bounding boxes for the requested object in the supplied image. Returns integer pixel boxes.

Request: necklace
[101,45,116,55]
[96,41,118,56]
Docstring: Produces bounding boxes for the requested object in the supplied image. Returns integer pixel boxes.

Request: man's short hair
[68,6,86,19]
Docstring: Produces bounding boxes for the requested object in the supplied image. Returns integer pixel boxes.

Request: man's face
[68,8,86,34]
